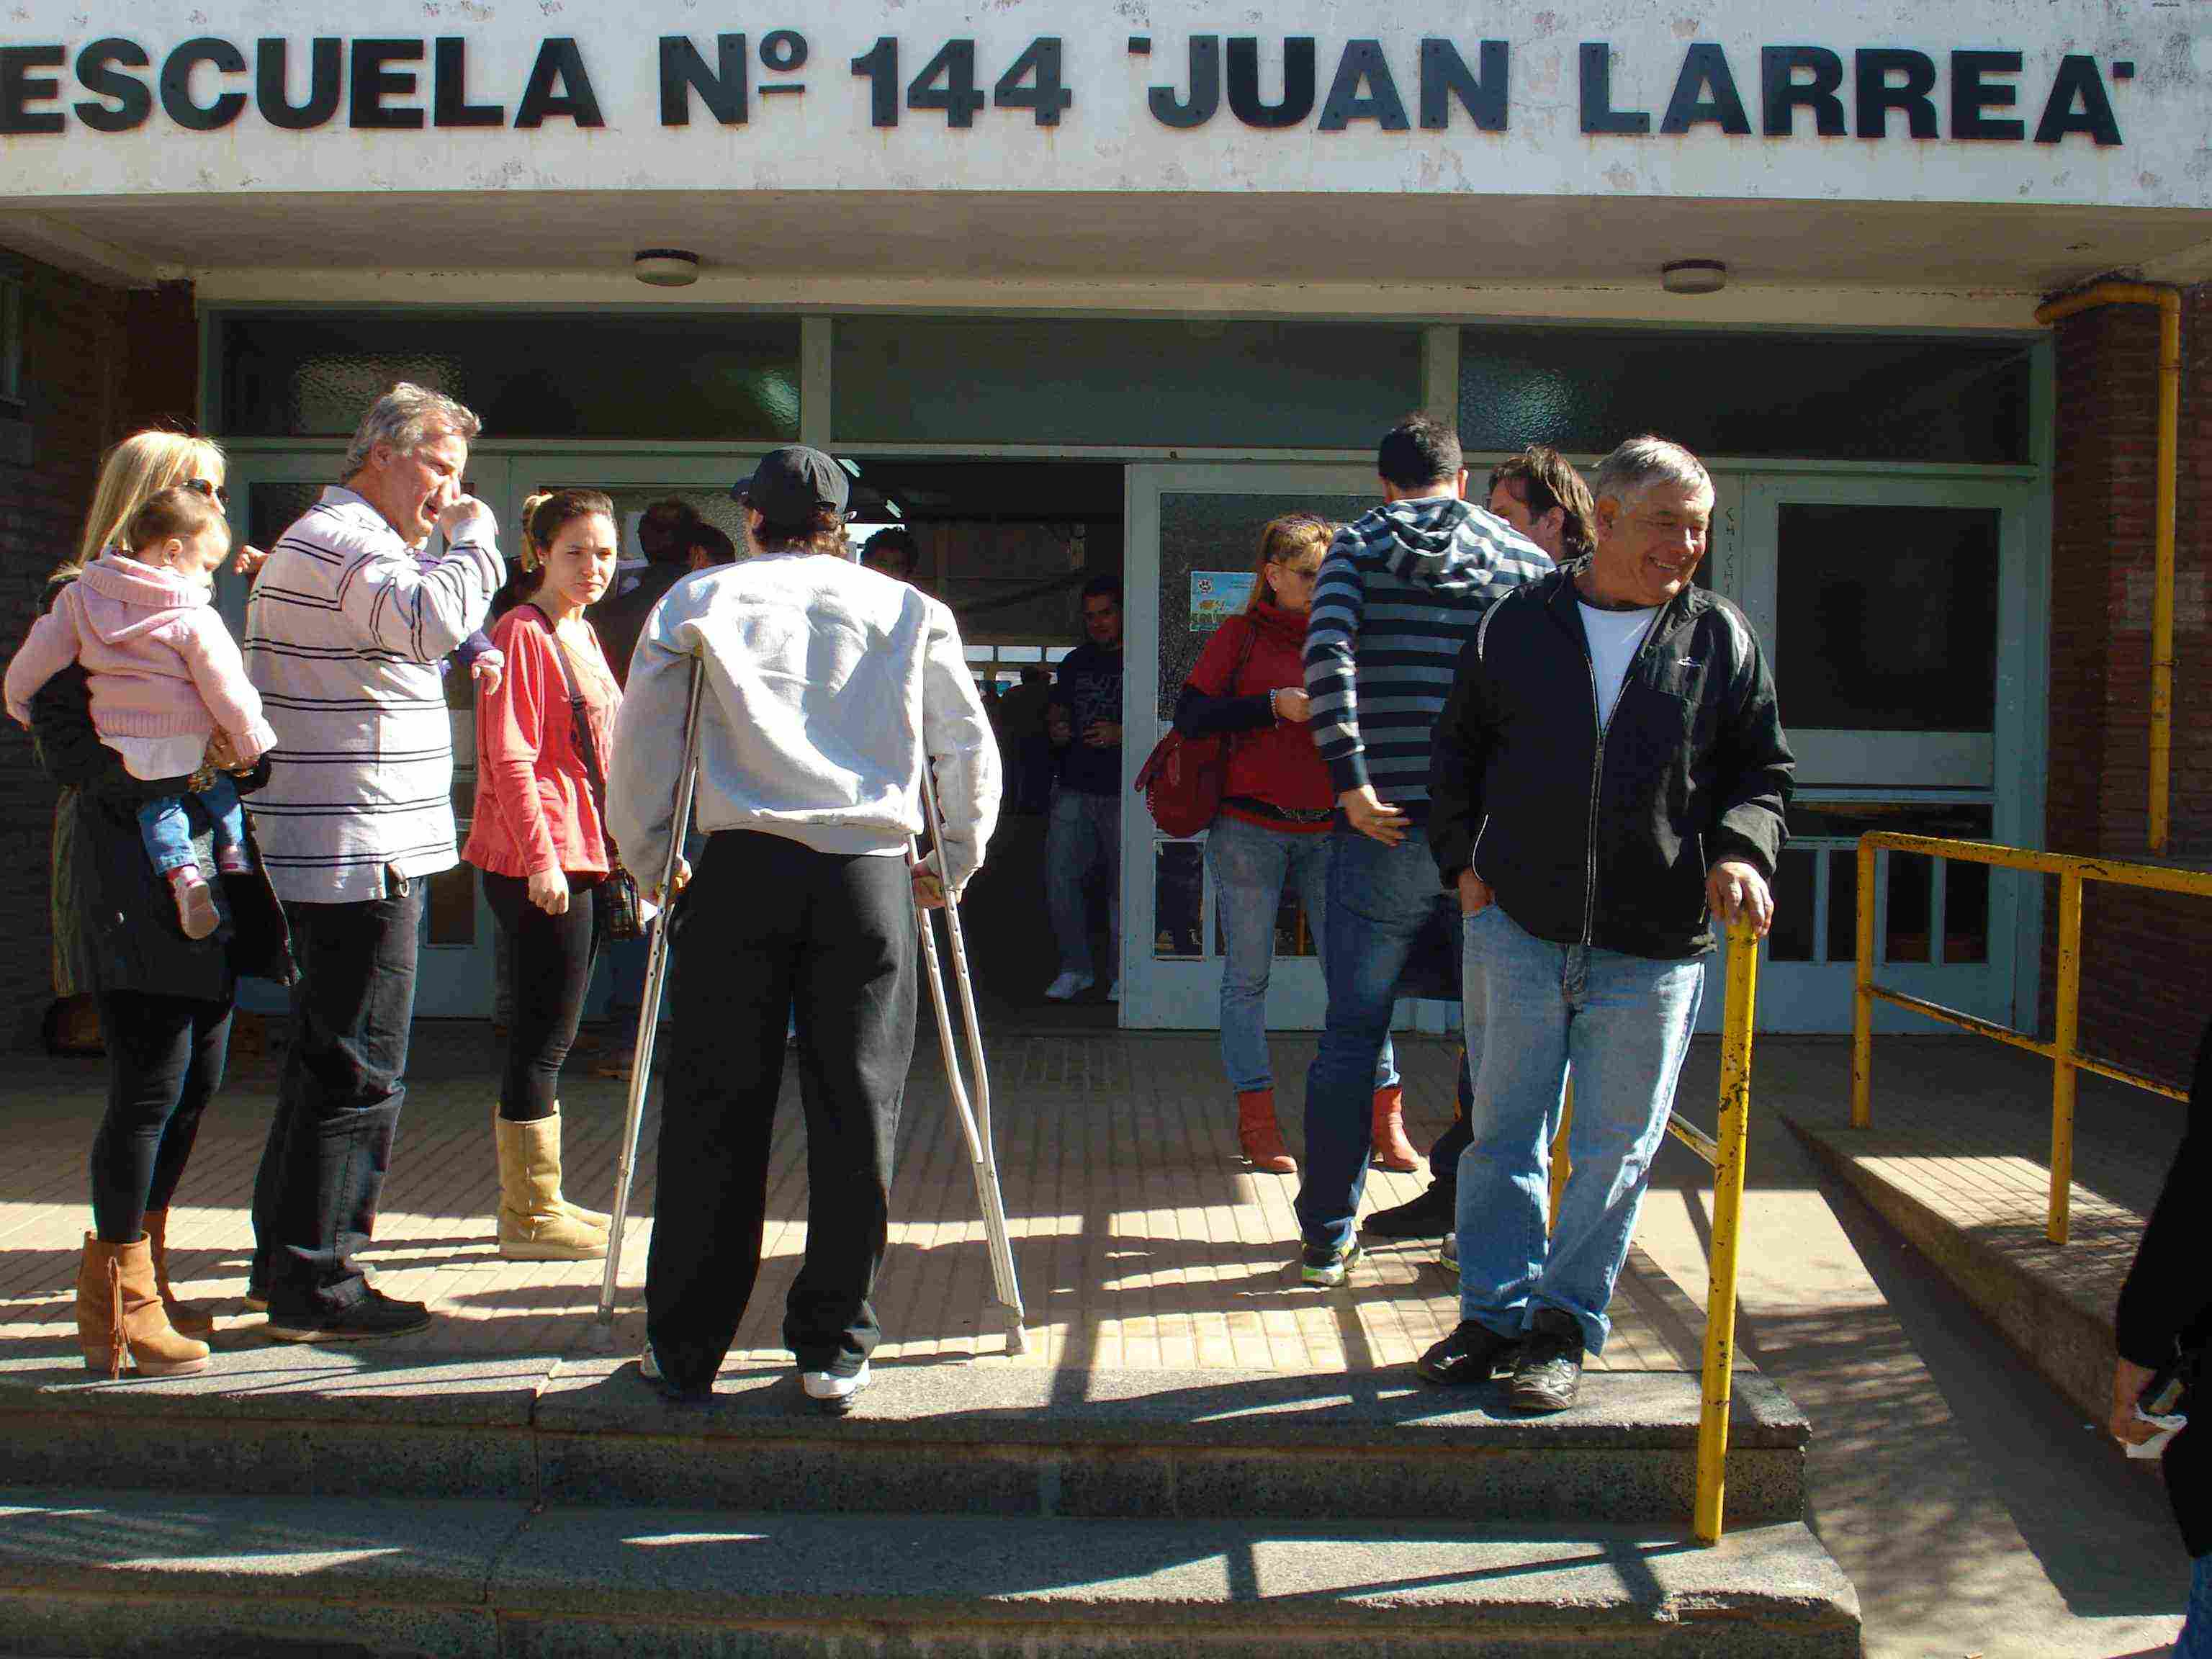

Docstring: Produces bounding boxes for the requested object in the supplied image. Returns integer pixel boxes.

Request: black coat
[2115,1020,2211,1558]
[1427,565,1794,960]
[29,662,295,1004]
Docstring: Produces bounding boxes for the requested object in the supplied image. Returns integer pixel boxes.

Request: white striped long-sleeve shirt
[243,487,503,903]
[1303,496,1552,824]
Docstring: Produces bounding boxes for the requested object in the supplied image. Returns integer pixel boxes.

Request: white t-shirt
[1578,602,1662,729]
[109,733,210,781]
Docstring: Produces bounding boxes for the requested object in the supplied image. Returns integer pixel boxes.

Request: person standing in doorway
[243,382,503,1344]
[1366,444,1598,1245]
[1293,414,1552,1288]
[1421,435,1790,1410]
[1175,513,1401,1177]
[1043,577,1124,1001]
[610,446,999,1408]
[464,489,626,1262]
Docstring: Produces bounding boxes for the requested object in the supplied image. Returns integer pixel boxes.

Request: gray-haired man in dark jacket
[1420,434,1792,1413]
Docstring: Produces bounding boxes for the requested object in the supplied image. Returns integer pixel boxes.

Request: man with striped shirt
[1293,414,1552,1287]
[243,383,504,1342]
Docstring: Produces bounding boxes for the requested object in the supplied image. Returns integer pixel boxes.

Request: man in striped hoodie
[1293,415,1552,1287]
[243,383,504,1343]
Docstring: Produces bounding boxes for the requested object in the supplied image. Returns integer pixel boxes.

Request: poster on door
[1190,570,1256,629]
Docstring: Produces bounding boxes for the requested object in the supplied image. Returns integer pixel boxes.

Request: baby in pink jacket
[6,485,279,940]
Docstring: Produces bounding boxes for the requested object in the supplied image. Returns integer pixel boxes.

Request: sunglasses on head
[180,477,229,506]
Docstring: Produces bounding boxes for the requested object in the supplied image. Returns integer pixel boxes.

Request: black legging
[90,990,233,1243]
[481,870,601,1122]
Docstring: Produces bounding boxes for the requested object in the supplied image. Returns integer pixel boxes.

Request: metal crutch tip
[582,1316,620,1352]
[1004,1323,1030,1356]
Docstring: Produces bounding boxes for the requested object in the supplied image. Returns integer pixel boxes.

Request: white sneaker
[801,1360,871,1413]
[1044,971,1095,1002]
[1440,1232,1459,1269]
[640,1341,662,1381]
[1106,979,1120,1002]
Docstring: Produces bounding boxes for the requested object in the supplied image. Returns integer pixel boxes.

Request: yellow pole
[1694,919,1760,1545]
[1547,1078,1574,1235]
[1850,839,1876,1129]
[2049,873,2083,1245]
[2033,282,2182,853]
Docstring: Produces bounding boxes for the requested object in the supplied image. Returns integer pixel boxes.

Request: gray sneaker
[1300,1240,1362,1288]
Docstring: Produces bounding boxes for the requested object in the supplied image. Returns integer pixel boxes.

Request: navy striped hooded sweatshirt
[1301,495,1552,824]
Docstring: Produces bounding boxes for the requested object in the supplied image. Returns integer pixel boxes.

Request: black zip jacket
[2115,1018,2210,1558]
[1426,565,1793,960]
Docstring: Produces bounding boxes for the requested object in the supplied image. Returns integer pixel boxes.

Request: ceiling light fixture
[633,248,701,287]
[1660,259,1727,296]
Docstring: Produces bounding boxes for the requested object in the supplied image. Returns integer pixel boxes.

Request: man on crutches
[606,447,1001,1408]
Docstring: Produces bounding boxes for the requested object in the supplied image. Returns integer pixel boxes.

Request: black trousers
[250,878,424,1319]
[481,871,601,1122]
[1429,1048,1478,1188]
[89,991,233,1243]
[646,831,917,1391]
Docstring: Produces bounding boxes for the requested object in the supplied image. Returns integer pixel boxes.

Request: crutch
[912,760,1029,1355]
[587,654,708,1351]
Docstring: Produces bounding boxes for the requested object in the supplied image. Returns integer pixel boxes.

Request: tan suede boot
[490,1106,611,1230]
[1370,1084,1421,1173]
[495,1115,610,1262]
[1236,1089,1296,1174]
[143,1209,216,1338]
[76,1234,212,1379]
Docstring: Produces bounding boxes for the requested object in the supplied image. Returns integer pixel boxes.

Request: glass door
[1737,473,2038,1033]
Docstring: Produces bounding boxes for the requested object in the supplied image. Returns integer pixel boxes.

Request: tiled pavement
[0,1024,1706,1380]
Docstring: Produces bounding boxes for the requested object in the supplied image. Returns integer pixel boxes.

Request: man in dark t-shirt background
[1043,577,1124,1001]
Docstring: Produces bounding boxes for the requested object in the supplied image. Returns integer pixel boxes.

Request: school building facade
[0,0,2206,1080]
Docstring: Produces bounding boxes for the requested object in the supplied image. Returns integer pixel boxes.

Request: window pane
[1777,505,1999,732]
[1826,848,1859,967]
[220,313,800,441]
[1457,329,2030,463]
[836,317,1421,448]
[1154,840,1205,959]
[1944,860,1990,965]
[1884,852,1933,963]
[1767,848,1817,963]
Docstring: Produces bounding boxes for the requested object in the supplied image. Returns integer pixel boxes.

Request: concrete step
[0,1488,1862,1658]
[0,1353,1808,1527]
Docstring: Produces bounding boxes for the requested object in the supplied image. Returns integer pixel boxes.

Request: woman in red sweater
[463,488,624,1260]
[1174,514,1411,1177]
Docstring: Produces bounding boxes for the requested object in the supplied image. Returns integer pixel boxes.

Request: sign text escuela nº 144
[0,31,2128,146]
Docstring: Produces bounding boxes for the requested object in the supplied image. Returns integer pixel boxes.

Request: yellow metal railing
[1850,833,2209,1244]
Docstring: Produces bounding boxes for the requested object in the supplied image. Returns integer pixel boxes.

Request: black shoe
[264,1288,431,1344]
[1363,1182,1455,1240]
[1509,1309,1585,1413]
[1415,1320,1520,1386]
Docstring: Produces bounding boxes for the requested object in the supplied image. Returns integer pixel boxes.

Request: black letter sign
[2035,55,2122,145]
[0,45,67,134]
[1950,50,2023,140]
[1579,42,1649,135]
[515,38,604,128]
[1420,39,1507,132]
[1151,35,1220,127]
[1855,49,1938,139]
[1659,43,1751,134]
[433,37,505,127]
[161,37,248,130]
[74,38,153,132]
[257,38,342,130]
[661,34,748,126]
[1318,40,1409,130]
[351,39,424,129]
[1226,37,1314,129]
[1760,46,1844,137]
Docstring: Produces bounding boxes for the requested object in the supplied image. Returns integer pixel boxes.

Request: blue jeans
[135,775,245,878]
[1455,903,1704,1354]
[2179,1551,2211,1659]
[1294,828,1451,1251]
[1046,786,1120,977]
[1207,814,1395,1094]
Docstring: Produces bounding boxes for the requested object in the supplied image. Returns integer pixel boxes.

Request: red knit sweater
[1181,601,1334,830]
[461,605,620,878]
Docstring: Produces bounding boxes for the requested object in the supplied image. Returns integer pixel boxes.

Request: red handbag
[1135,619,1258,838]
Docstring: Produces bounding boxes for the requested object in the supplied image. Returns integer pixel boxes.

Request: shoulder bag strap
[529,606,612,831]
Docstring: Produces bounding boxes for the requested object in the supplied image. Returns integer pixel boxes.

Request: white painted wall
[0,1,2203,210]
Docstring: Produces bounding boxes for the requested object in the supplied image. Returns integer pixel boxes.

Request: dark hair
[637,497,703,565]
[520,487,616,571]
[1081,575,1123,608]
[691,523,737,566]
[125,484,229,554]
[863,526,920,577]
[755,503,850,558]
[1019,665,1048,685]
[1488,446,1598,559]
[1377,413,1463,490]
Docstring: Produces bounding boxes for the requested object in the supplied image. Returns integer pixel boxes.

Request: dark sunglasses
[181,477,229,506]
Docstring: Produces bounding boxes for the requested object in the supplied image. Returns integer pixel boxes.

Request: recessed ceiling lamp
[634,248,701,287]
[1660,259,1727,296]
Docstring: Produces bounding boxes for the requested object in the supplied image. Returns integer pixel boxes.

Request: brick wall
[2043,282,2212,1087]
[0,258,196,1048]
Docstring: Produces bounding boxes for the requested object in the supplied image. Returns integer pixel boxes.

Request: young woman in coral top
[462,488,624,1261]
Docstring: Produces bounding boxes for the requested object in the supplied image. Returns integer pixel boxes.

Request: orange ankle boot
[1236,1089,1297,1174]
[1370,1084,1421,1172]
[143,1209,215,1338]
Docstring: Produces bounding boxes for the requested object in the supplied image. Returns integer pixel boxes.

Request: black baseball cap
[730,446,850,531]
